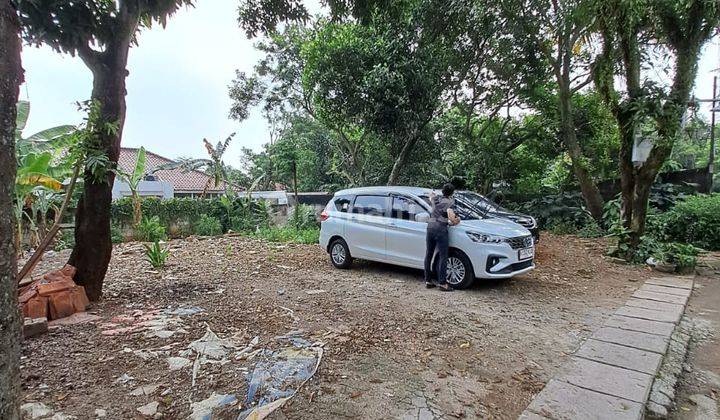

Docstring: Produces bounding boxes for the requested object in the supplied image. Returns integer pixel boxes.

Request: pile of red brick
[19,265,89,320]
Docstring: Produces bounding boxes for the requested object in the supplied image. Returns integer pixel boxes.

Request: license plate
[518,247,534,260]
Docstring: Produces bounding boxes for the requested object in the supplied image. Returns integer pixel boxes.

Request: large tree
[515,0,607,222]
[16,1,193,300]
[0,1,22,417]
[595,0,720,250]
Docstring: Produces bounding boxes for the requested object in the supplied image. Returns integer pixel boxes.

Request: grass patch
[254,227,320,244]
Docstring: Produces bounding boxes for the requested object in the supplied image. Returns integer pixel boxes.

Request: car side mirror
[415,212,430,223]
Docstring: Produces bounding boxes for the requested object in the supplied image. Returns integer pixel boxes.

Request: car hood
[456,218,530,238]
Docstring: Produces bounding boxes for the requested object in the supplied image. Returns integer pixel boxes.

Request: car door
[345,195,390,261]
[385,195,428,268]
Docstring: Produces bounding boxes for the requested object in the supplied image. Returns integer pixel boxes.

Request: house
[112,147,237,199]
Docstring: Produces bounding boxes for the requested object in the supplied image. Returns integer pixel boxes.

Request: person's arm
[447,208,461,226]
[428,191,437,210]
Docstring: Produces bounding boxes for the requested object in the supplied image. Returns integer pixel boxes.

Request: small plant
[135,216,166,242]
[194,214,223,236]
[144,240,170,269]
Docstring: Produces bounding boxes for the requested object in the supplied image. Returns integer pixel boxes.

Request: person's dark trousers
[424,225,449,285]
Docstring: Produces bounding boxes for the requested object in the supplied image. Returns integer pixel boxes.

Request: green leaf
[16,101,29,132]
[131,147,147,186]
[26,125,76,142]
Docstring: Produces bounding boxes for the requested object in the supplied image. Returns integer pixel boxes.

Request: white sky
[19,1,720,168]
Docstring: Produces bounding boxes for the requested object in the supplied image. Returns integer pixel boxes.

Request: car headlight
[466,231,506,243]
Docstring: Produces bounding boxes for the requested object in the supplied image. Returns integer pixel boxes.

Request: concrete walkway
[520,276,694,420]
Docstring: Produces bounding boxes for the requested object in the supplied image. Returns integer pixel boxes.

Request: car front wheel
[329,238,353,269]
[439,251,475,289]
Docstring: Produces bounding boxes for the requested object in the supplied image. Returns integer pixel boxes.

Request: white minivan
[319,186,535,289]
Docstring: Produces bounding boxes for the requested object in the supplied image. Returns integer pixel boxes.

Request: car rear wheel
[329,238,352,269]
[438,250,474,289]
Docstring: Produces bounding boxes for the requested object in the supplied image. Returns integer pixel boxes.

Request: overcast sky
[19,1,720,168]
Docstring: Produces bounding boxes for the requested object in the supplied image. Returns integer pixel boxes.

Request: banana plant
[155,134,236,198]
[116,146,147,226]
[14,101,77,252]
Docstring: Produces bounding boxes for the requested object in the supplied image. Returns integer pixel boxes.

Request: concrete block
[615,305,682,324]
[23,317,48,338]
[631,290,688,305]
[646,277,693,290]
[592,326,669,354]
[575,339,663,375]
[604,315,675,337]
[625,298,685,314]
[526,379,643,420]
[639,284,691,297]
[559,357,654,403]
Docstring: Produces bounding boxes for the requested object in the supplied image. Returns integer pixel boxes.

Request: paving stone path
[520,275,694,420]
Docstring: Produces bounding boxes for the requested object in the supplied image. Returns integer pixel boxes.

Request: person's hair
[441,183,455,197]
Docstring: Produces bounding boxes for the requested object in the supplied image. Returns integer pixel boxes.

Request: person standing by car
[424,183,461,291]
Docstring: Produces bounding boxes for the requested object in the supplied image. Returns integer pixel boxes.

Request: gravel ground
[20,233,652,419]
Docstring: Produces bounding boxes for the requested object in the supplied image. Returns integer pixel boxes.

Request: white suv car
[319,186,535,289]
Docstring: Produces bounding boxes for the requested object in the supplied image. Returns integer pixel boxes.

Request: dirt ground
[20,233,653,419]
[670,271,720,420]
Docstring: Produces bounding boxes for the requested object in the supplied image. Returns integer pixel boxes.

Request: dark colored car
[454,191,540,243]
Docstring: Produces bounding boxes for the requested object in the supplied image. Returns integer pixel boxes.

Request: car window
[391,196,425,220]
[352,195,388,216]
[333,196,352,212]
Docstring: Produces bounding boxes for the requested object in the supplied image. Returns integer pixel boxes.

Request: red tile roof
[118,147,240,194]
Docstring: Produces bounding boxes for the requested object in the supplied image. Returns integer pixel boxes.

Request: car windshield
[419,194,486,221]
[455,191,509,215]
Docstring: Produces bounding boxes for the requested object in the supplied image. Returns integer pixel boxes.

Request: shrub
[194,214,223,236]
[509,192,593,230]
[577,220,605,238]
[255,227,320,244]
[230,199,271,232]
[657,243,700,271]
[135,216,167,242]
[290,204,319,230]
[656,194,720,250]
[53,229,75,251]
[144,240,170,269]
[111,224,125,244]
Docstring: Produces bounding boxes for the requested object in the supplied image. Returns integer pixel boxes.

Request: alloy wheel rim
[331,244,346,264]
[446,257,465,285]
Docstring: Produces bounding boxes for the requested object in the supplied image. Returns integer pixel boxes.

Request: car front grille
[495,259,534,274]
[505,235,533,249]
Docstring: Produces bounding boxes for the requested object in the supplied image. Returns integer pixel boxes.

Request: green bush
[290,204,319,230]
[657,242,700,271]
[135,216,167,242]
[656,194,720,250]
[112,197,271,237]
[111,224,125,244]
[254,227,320,244]
[194,214,223,236]
[509,192,593,229]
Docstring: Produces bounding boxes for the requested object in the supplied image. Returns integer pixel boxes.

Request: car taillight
[320,210,329,222]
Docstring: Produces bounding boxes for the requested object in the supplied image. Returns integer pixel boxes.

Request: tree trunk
[557,86,605,222]
[132,190,141,227]
[387,135,420,186]
[68,19,138,301]
[0,1,23,418]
